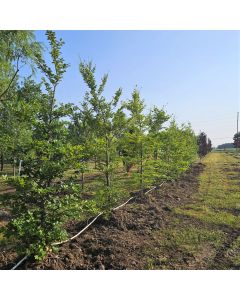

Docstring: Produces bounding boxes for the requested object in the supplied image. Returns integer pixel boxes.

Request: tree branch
[0,56,20,101]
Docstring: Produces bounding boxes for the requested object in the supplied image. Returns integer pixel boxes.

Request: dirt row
[1,162,204,270]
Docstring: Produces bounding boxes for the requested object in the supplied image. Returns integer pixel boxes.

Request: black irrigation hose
[11,182,165,270]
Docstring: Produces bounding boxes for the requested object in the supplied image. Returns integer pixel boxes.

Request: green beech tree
[0,30,42,173]
[147,106,170,160]
[0,78,42,173]
[159,121,197,180]
[121,88,152,194]
[68,97,97,190]
[79,61,127,208]
[2,31,93,260]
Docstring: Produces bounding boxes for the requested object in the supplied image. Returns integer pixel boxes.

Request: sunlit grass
[145,152,240,269]
[175,206,240,228]
[144,221,226,269]
[226,236,240,266]
[175,152,240,228]
[156,225,225,253]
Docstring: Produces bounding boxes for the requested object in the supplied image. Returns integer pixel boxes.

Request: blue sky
[33,30,240,147]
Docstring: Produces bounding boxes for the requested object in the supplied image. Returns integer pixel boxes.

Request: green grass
[61,161,146,200]
[144,222,226,269]
[175,152,240,229]
[175,206,240,228]
[0,164,14,177]
[226,236,240,266]
[213,148,238,153]
[157,225,225,253]
[145,152,240,269]
[0,232,5,241]
[0,164,15,193]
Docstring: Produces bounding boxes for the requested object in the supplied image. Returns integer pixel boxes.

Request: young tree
[0,30,42,173]
[147,106,170,160]
[207,138,212,153]
[121,88,154,194]
[2,31,88,260]
[0,78,42,174]
[68,97,98,190]
[158,121,198,180]
[79,61,127,209]
[197,132,208,157]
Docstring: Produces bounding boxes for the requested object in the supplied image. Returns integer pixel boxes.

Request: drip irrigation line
[11,182,165,270]
[112,197,135,211]
[11,255,28,270]
[52,212,103,246]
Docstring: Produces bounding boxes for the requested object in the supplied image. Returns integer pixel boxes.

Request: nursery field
[0,151,239,269]
[0,30,238,270]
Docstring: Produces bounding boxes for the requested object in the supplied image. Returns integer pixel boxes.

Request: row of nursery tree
[0,31,211,260]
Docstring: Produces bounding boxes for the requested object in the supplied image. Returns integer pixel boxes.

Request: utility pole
[237,112,239,152]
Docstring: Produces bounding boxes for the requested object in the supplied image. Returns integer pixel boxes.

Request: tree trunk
[18,159,22,176]
[140,142,143,198]
[0,152,3,171]
[105,137,110,187]
[81,172,84,191]
[154,148,158,160]
[94,156,97,169]
[40,199,46,228]
[105,136,111,203]
[13,158,16,177]
[127,163,133,177]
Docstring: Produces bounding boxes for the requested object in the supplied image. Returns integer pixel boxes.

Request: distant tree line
[217,143,234,149]
[216,132,240,150]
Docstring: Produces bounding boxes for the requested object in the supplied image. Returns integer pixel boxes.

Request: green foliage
[78,61,124,196]
[120,89,149,191]
[120,90,196,191]
[4,176,96,259]
[0,30,42,100]
[2,31,86,260]
[0,79,43,176]
[94,185,129,215]
[158,121,198,180]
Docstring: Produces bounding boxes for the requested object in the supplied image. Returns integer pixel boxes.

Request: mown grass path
[152,151,240,269]
[177,152,240,228]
